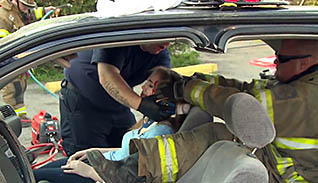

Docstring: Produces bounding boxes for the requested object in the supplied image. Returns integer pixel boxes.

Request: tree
[36,0,97,15]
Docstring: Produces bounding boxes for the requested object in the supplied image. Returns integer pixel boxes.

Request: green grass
[169,42,202,68]
[27,63,64,83]
[29,43,201,83]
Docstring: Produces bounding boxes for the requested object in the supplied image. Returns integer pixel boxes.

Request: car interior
[0,36,278,183]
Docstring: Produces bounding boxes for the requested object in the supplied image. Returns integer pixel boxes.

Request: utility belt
[61,79,77,92]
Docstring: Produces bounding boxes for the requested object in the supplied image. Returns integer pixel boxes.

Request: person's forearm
[184,79,240,118]
[98,63,142,109]
[88,167,104,182]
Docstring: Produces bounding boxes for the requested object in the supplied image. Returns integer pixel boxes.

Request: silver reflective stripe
[275,137,318,150]
[163,138,174,182]
[156,135,178,183]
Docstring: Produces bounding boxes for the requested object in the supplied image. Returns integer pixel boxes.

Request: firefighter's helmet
[18,0,37,8]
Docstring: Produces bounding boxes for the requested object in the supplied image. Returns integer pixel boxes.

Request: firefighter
[86,39,318,183]
[0,0,54,126]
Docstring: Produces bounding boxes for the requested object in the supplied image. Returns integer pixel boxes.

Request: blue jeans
[33,158,95,183]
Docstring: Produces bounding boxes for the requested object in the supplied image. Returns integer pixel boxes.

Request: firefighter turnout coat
[129,71,318,183]
[0,0,45,116]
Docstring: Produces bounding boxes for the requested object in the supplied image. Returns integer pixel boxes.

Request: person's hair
[130,66,186,131]
[149,66,183,86]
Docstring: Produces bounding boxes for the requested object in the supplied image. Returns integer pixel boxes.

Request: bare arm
[98,62,142,110]
[62,160,104,182]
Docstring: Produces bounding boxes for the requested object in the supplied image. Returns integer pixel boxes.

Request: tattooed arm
[97,62,142,110]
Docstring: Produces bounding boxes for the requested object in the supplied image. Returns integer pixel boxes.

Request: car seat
[177,93,276,183]
[178,106,213,132]
[0,120,35,183]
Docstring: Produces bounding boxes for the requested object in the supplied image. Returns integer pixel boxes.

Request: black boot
[87,150,142,183]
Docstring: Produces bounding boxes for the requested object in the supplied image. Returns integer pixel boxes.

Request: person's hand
[62,160,100,180]
[156,77,190,102]
[44,6,56,14]
[155,81,174,101]
[67,148,98,163]
[137,95,175,121]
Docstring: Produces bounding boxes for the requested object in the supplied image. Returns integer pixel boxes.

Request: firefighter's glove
[156,77,190,102]
[137,95,174,121]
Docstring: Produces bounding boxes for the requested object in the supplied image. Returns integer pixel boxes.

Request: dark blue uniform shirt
[64,46,171,127]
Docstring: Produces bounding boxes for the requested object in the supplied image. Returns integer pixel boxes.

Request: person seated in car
[60,42,171,157]
[85,39,318,183]
[33,66,191,183]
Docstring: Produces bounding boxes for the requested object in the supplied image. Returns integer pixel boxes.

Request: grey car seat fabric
[0,169,7,183]
[177,93,276,183]
[223,93,275,148]
[177,141,269,183]
[178,106,213,132]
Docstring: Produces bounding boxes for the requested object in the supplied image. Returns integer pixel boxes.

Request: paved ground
[2,40,274,166]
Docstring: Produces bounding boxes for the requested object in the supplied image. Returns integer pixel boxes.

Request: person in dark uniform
[60,43,171,156]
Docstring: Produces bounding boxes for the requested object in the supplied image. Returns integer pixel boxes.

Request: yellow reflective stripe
[265,88,274,121]
[0,29,10,38]
[34,7,44,20]
[205,75,213,83]
[270,144,294,176]
[287,171,310,183]
[274,137,318,150]
[253,79,274,122]
[253,80,261,101]
[14,106,27,116]
[190,81,209,111]
[270,144,309,183]
[156,136,168,183]
[204,74,219,84]
[156,135,179,183]
[214,75,219,85]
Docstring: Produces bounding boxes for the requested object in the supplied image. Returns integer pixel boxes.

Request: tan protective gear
[0,0,45,116]
[130,71,318,183]
[0,0,25,32]
[0,0,27,112]
[1,76,27,114]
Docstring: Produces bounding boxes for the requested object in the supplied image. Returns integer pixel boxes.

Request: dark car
[0,2,318,182]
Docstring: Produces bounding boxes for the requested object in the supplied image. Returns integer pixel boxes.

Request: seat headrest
[223,93,276,148]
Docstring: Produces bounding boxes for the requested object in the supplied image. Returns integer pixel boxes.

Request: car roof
[1,5,318,49]
[1,5,318,86]
[2,6,318,41]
